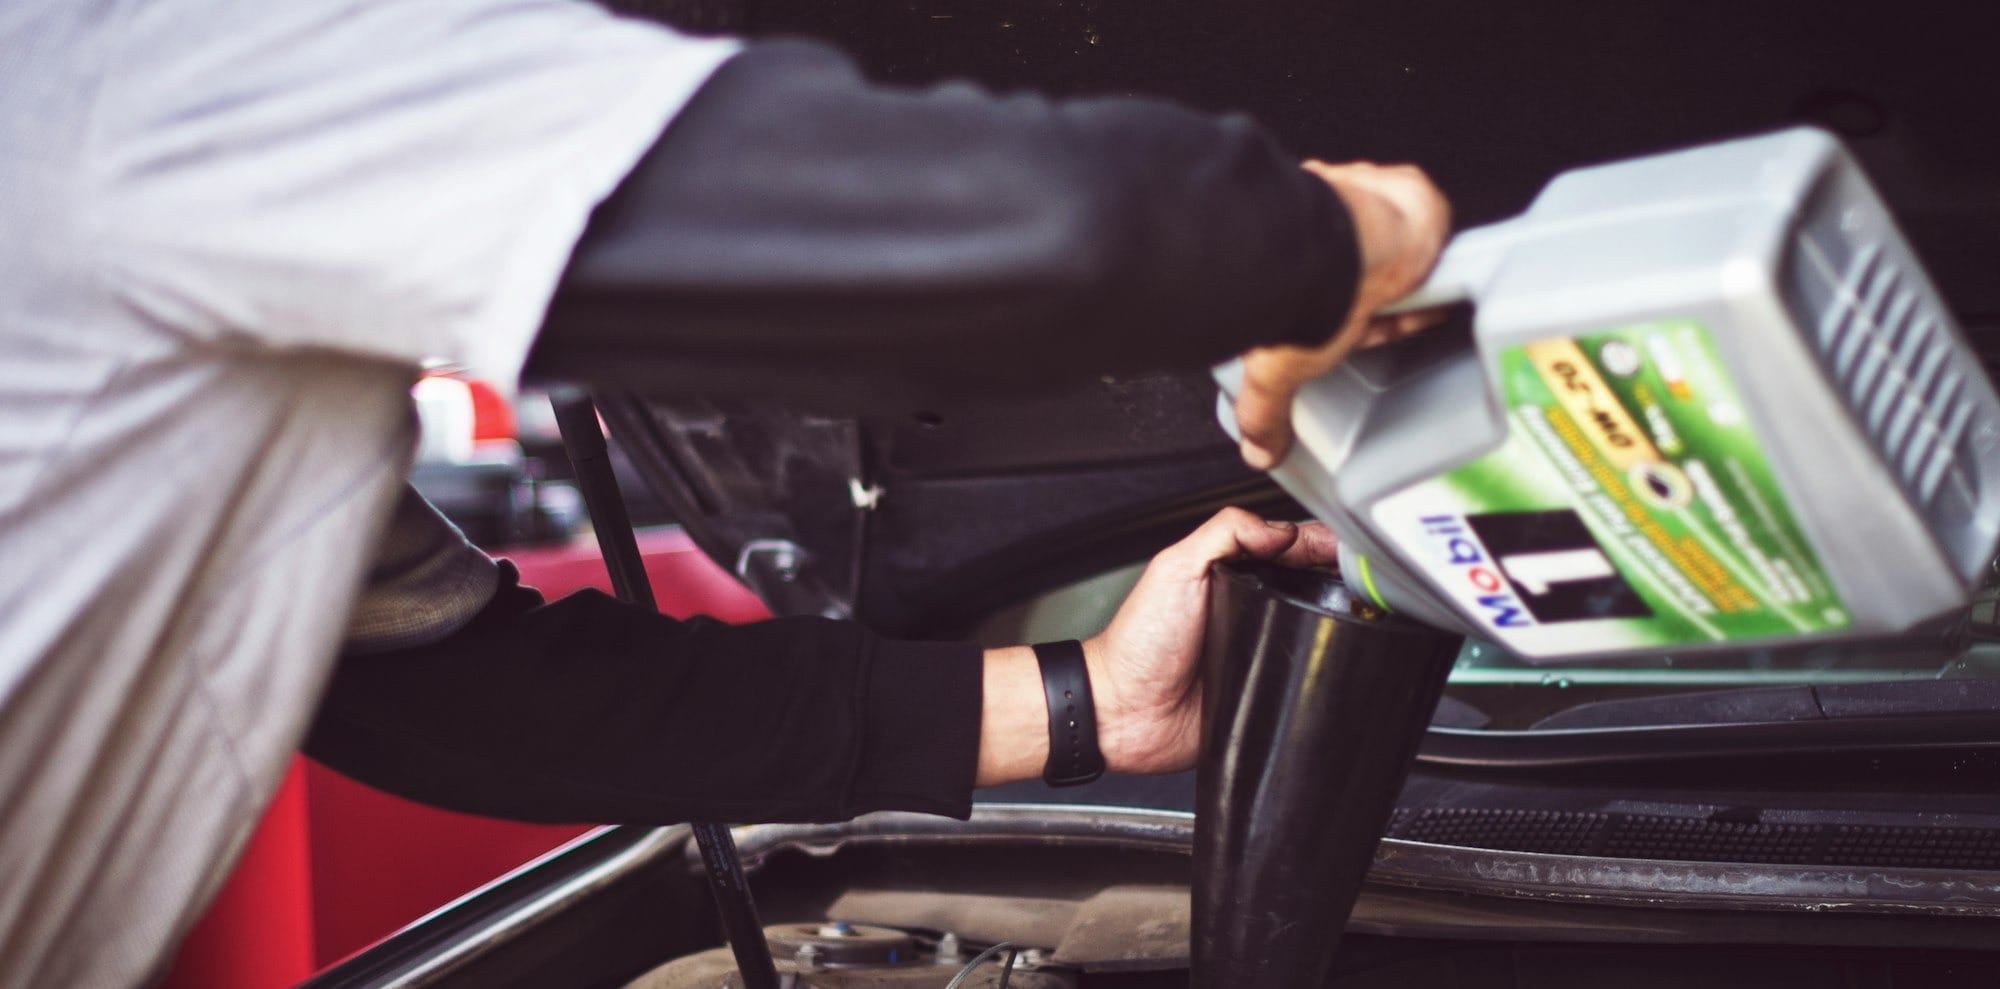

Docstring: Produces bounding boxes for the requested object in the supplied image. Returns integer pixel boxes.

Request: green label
[1371,320,1848,657]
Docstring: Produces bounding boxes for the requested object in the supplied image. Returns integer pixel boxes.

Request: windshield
[1438,569,2000,729]
[971,561,2000,732]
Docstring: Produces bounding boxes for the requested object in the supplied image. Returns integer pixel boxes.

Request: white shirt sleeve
[95,0,739,385]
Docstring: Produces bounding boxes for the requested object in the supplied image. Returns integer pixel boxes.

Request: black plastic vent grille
[1394,808,1607,856]
[1598,816,1818,865]
[1388,807,2000,870]
[1824,824,2000,871]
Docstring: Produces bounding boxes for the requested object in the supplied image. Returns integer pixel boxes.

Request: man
[0,1,1446,985]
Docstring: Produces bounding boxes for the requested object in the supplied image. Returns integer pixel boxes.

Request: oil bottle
[1219,128,2000,660]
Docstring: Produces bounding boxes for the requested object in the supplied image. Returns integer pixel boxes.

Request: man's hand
[1233,161,1451,470]
[976,508,1340,785]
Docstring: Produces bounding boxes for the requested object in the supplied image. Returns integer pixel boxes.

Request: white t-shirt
[0,2,736,984]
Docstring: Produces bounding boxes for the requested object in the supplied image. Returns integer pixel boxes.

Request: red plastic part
[158,527,770,987]
[159,762,317,989]
[302,765,590,969]
[463,379,518,443]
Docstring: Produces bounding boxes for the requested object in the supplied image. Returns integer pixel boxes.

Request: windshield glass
[972,561,2000,732]
[1439,571,2000,728]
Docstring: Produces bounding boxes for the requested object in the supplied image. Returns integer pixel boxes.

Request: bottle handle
[1378,222,1515,316]
[1214,221,1517,401]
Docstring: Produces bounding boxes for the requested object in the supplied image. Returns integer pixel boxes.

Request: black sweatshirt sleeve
[524,39,1360,397]
[304,562,985,823]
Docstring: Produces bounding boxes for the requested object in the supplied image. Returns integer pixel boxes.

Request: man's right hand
[1231,161,1451,470]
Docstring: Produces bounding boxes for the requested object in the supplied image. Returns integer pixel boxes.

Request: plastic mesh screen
[1389,806,2000,870]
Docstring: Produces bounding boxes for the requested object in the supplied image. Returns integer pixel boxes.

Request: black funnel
[1192,561,1462,988]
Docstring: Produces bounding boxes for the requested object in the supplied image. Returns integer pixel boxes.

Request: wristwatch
[1032,640,1106,787]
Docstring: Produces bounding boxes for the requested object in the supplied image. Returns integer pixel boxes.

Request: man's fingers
[1234,306,1444,470]
[1168,507,1301,571]
[1271,521,1340,568]
[1166,509,1337,566]
[1231,360,1304,470]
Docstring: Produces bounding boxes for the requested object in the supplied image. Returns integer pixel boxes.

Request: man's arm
[308,560,986,822]
[306,495,1334,824]
[315,487,980,822]
[523,39,1362,400]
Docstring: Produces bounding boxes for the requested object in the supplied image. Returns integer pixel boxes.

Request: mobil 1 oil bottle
[1216,128,2000,661]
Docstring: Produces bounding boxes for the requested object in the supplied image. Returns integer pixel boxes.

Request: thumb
[1165,508,1302,575]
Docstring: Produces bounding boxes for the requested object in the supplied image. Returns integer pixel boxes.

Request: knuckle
[1236,419,1287,447]
[1216,505,1256,526]
[1233,395,1282,428]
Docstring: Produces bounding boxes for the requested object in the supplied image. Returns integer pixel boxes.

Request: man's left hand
[976,508,1339,785]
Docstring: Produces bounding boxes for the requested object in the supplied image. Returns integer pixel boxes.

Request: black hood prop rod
[552,391,783,989]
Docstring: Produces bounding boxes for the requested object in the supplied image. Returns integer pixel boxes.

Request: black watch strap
[1033,640,1106,787]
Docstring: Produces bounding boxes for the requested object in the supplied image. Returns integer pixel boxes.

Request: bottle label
[1371,320,1849,657]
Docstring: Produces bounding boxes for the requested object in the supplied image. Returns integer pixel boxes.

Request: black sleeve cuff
[848,638,985,819]
[1276,169,1363,349]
